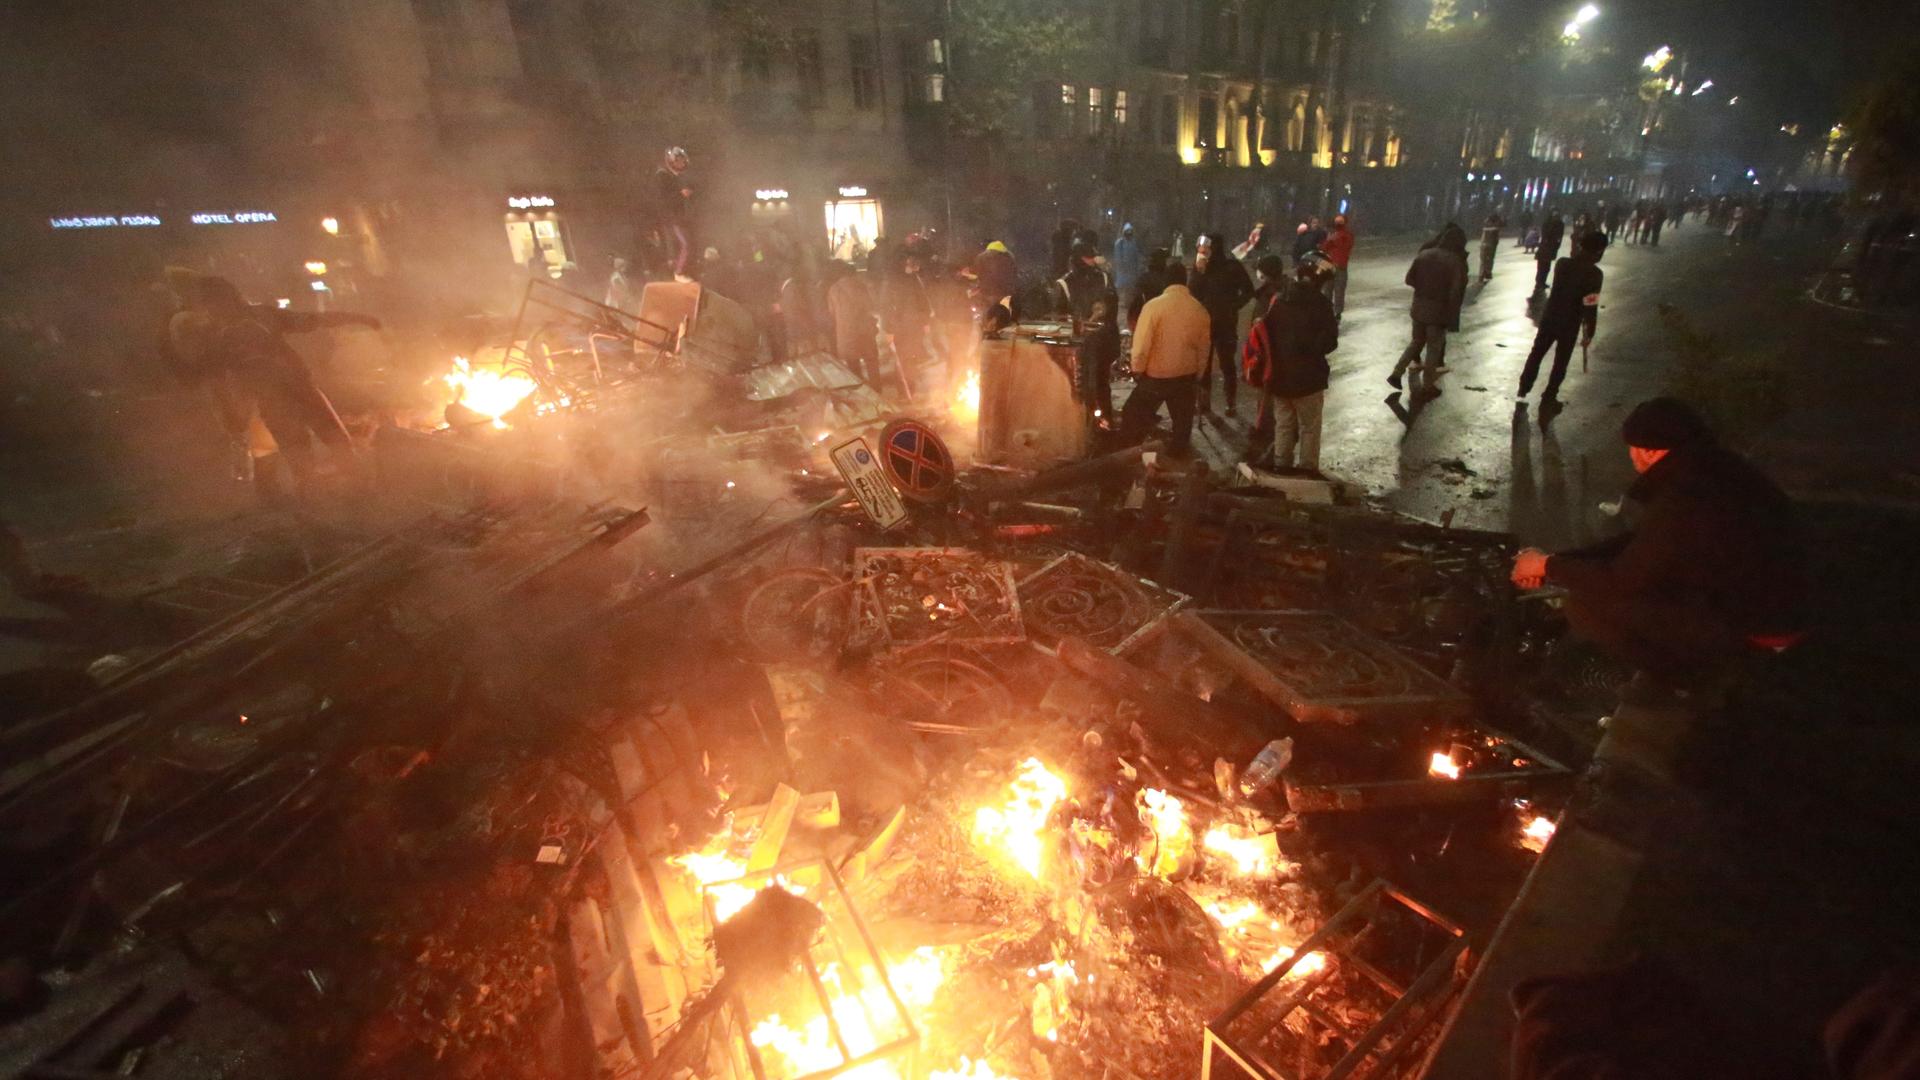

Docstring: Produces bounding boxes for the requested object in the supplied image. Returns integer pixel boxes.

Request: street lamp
[1562,3,1600,40]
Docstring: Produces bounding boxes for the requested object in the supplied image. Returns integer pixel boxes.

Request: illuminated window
[1088,87,1105,134]
[1061,83,1078,134]
[923,73,945,102]
[849,34,878,109]
[925,38,944,65]
[1114,90,1129,132]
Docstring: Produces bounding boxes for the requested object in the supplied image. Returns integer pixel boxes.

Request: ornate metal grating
[850,547,1025,653]
[1015,552,1189,655]
[1176,610,1472,726]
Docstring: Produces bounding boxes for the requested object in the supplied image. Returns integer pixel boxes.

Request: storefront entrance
[825,196,883,263]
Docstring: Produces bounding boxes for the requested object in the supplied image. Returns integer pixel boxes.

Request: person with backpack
[1245,253,1339,473]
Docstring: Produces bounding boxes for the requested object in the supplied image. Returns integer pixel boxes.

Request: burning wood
[442,354,537,428]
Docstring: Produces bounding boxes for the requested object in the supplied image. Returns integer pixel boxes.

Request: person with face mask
[1188,232,1254,417]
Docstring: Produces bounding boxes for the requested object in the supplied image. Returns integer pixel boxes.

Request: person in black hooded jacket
[1388,223,1467,394]
[1189,232,1254,416]
[1511,398,1808,687]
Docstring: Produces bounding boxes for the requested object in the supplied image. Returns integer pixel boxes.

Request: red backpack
[1241,294,1278,388]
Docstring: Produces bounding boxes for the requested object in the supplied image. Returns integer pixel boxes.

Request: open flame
[952,369,981,424]
[443,355,537,429]
[1203,821,1284,877]
[1135,788,1194,878]
[748,946,951,1080]
[972,757,1068,880]
[1520,814,1557,853]
[1428,751,1462,780]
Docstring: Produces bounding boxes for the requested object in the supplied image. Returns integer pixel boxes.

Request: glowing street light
[1691,79,1713,96]
[304,260,328,276]
[320,216,340,236]
[1562,3,1600,38]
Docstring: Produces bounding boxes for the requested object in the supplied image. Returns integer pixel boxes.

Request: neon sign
[50,214,162,229]
[191,211,279,225]
[508,195,556,209]
[755,188,790,201]
[837,186,869,198]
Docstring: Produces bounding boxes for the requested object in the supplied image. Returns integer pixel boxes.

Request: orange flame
[443,355,536,429]
[972,758,1068,881]
[1428,751,1462,780]
[952,369,981,424]
[1520,814,1557,853]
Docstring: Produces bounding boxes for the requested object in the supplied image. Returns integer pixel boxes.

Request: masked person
[1189,233,1254,417]
[1053,240,1114,324]
[1511,398,1807,699]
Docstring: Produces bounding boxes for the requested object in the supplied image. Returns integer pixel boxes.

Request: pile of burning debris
[0,299,1599,1079]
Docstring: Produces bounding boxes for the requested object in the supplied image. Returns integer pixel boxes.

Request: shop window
[849,34,878,109]
[826,198,884,261]
[795,31,824,109]
[1087,87,1105,135]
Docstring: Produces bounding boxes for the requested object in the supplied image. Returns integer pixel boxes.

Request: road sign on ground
[830,437,910,530]
[878,420,955,503]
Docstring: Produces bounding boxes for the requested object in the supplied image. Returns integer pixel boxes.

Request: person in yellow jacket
[1118,263,1212,453]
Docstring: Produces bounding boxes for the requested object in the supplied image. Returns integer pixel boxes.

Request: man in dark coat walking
[1388,224,1467,395]
[1517,229,1607,420]
[1511,398,1807,690]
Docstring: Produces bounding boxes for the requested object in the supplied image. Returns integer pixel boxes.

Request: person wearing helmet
[1252,253,1338,473]
[1053,240,1113,324]
[653,146,694,280]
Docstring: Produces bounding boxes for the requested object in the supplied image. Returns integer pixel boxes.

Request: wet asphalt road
[1179,219,1912,547]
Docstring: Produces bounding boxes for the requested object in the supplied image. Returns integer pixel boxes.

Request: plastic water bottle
[1239,737,1294,797]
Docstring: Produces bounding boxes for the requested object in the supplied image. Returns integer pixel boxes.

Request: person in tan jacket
[1119,263,1212,452]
